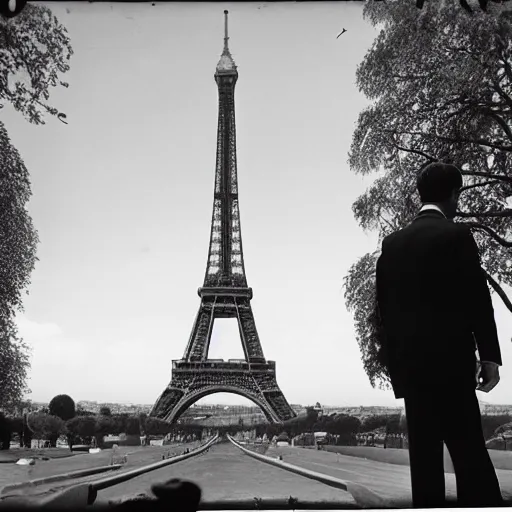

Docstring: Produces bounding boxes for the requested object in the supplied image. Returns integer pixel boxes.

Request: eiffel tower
[150,11,296,425]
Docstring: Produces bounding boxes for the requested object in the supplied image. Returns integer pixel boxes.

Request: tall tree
[26,412,65,446]
[145,417,174,437]
[0,4,73,410]
[345,0,512,390]
[139,412,147,437]
[49,394,76,421]
[99,406,112,417]
[95,414,114,448]
[125,416,141,436]
[66,415,96,446]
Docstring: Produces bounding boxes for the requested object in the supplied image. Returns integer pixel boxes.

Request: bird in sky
[337,28,347,38]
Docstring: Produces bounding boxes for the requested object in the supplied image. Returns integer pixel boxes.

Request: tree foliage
[319,414,362,437]
[0,3,73,124]
[26,412,66,441]
[0,412,11,450]
[361,414,389,433]
[0,318,31,411]
[125,416,140,436]
[66,415,96,444]
[279,412,362,444]
[99,406,112,417]
[0,3,73,411]
[481,413,512,439]
[0,112,36,409]
[344,252,390,389]
[417,0,511,15]
[139,413,147,436]
[345,0,512,390]
[276,431,289,442]
[49,394,76,422]
[145,417,174,436]
[95,415,114,446]
[494,420,512,435]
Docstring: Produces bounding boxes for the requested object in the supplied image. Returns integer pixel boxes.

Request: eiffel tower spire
[204,9,245,289]
[216,10,236,73]
[223,9,229,53]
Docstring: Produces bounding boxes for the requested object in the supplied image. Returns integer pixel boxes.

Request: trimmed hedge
[0,413,12,450]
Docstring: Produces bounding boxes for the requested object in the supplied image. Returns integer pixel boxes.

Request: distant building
[479,402,512,416]
[320,405,404,418]
[26,399,512,420]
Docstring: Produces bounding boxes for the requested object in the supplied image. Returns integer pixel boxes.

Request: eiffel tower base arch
[151,360,295,424]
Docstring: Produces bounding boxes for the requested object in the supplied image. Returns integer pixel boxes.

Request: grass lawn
[0,441,202,492]
[0,448,78,463]
[322,445,512,471]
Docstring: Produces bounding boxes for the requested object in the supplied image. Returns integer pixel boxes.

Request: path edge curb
[227,435,389,509]
[0,463,123,495]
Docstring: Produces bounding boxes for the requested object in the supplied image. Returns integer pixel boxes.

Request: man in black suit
[375,162,503,508]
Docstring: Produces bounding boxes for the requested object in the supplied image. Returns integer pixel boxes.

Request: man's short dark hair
[416,162,463,203]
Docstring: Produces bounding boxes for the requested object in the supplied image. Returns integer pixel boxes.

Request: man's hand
[476,361,500,393]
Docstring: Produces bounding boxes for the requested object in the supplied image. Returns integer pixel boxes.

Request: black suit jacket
[376,210,502,399]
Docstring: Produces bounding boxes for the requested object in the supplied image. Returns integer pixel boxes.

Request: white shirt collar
[420,204,446,218]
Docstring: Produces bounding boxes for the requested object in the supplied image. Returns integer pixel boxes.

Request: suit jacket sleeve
[457,226,502,366]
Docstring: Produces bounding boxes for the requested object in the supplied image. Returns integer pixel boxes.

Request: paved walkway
[94,442,356,506]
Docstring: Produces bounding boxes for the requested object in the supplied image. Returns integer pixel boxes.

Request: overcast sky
[4,1,512,408]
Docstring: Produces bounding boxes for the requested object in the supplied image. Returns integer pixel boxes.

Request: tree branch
[391,142,437,162]
[495,36,512,91]
[386,143,512,187]
[379,214,395,232]
[391,74,430,81]
[457,209,512,218]
[432,134,512,152]
[485,110,512,143]
[492,82,512,111]
[464,222,512,247]
[388,129,512,152]
[460,171,512,184]
[483,269,512,314]
[460,180,503,192]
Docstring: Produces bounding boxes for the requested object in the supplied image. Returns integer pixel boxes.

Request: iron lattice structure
[151,11,296,425]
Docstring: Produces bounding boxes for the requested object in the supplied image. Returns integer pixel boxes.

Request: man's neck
[420,203,447,218]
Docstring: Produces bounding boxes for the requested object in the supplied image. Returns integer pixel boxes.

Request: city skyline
[5,2,512,408]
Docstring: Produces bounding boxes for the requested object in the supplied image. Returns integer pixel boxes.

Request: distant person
[375,162,503,508]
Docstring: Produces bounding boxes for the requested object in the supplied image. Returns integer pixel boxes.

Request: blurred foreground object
[0,0,27,18]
